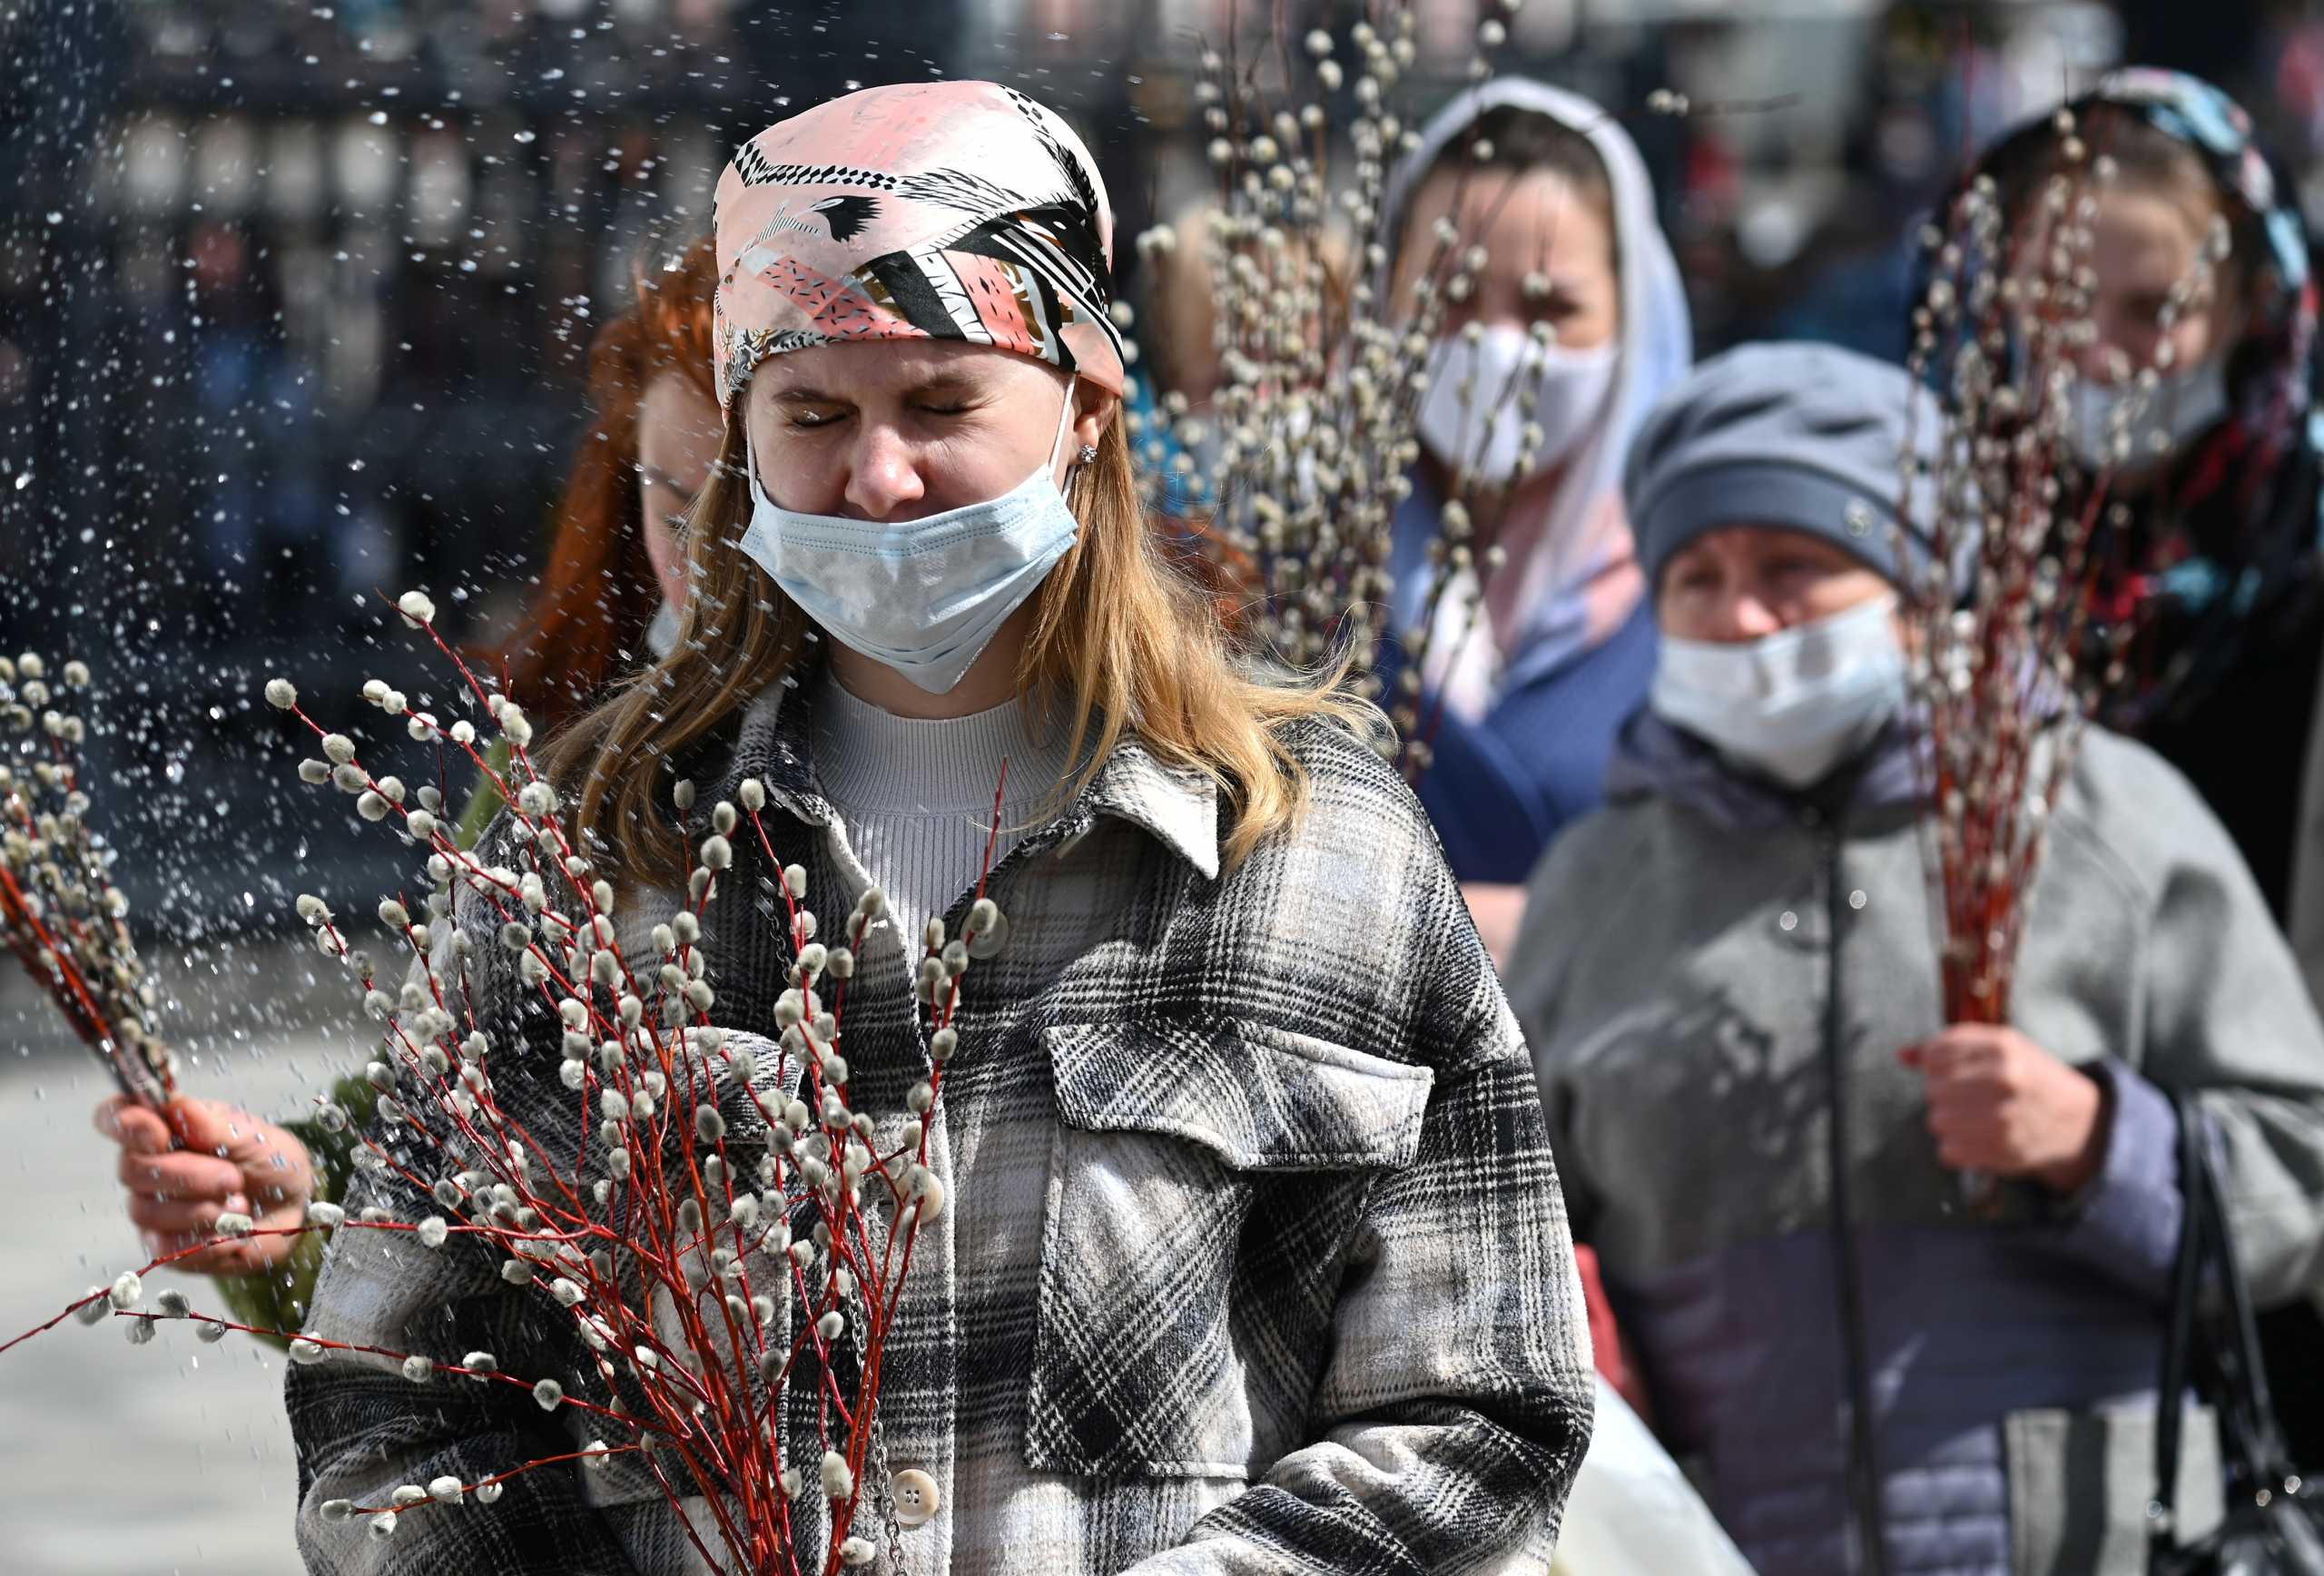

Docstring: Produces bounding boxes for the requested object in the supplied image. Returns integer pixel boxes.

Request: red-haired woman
[455,237,724,837]
[92,236,725,1339]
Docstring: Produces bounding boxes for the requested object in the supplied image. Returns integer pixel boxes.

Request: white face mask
[1416,325,1617,487]
[1649,596,1908,790]
[2066,353,2230,474]
[740,382,1082,695]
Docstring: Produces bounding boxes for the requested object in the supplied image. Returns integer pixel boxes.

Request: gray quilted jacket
[1507,714,2324,1576]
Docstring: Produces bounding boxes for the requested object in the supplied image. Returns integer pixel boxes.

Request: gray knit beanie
[1625,342,1944,591]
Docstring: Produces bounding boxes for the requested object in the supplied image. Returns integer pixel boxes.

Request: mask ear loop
[1047,377,1084,468]
[737,414,774,514]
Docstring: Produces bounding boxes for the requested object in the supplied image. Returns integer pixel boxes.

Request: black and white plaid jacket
[289,677,1593,1575]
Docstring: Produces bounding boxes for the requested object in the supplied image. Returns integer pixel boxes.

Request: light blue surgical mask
[741,383,1084,694]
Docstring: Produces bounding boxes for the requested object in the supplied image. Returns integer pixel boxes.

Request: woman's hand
[94,1097,317,1276]
[1899,1025,2108,1196]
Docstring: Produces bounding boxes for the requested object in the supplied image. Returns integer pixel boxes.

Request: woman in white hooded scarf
[1377,79,1692,962]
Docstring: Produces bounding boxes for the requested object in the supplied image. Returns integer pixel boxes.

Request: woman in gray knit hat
[1505,340,2324,1576]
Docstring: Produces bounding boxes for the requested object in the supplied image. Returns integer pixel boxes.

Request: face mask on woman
[1416,324,1617,487]
[740,383,1084,695]
[1649,596,1908,789]
[2065,352,2230,474]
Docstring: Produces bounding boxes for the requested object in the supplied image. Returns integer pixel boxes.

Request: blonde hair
[541,387,1377,886]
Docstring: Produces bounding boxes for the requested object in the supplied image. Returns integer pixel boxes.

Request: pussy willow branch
[0,656,173,1108]
[7,597,1009,1576]
[1137,6,1533,750]
[1905,111,2217,1028]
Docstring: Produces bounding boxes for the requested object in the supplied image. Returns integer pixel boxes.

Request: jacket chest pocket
[1024,1018,1433,1481]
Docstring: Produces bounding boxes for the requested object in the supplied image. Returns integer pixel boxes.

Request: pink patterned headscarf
[711,81,1123,413]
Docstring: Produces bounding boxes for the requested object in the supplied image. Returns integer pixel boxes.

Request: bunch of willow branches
[6,592,1000,1576]
[1904,107,2225,1029]
[1126,1,1561,772]
[0,652,174,1109]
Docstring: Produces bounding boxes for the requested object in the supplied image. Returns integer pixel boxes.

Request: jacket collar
[1607,708,1925,833]
[704,658,1223,882]
[1059,729,1222,880]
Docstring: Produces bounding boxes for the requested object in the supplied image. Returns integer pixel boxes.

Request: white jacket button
[891,1468,940,1528]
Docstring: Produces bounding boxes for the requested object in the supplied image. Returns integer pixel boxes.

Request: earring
[1076,443,1098,466]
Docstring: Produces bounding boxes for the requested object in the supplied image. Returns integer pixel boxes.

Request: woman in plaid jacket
[289,81,1593,1575]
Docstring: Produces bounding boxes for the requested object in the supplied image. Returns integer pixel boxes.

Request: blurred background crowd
[4,0,2317,929]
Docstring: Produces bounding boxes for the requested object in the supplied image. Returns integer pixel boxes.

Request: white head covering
[1384,80,1693,708]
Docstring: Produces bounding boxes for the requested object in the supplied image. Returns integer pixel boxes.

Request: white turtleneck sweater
[811,675,1078,954]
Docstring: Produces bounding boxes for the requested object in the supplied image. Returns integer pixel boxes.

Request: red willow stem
[347,1442,648,1515]
[125,1309,666,1429]
[0,861,113,1049]
[0,832,179,1120]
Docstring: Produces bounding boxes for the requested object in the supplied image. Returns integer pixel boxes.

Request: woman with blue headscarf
[1969,71,2324,1463]
[1375,81,1693,960]
[1966,70,2324,924]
